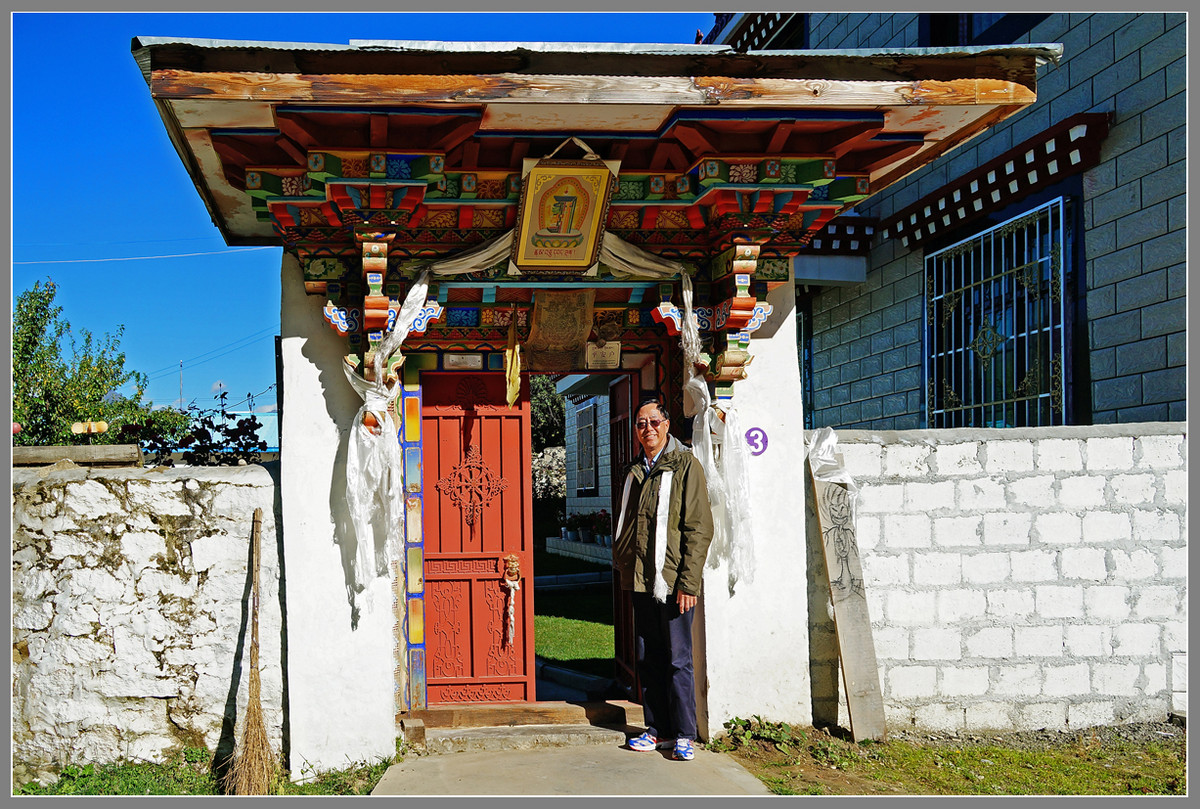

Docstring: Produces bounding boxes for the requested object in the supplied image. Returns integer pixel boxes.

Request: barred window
[575,402,597,494]
[925,197,1071,427]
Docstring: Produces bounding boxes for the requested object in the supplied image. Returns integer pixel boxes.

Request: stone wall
[11,461,282,784]
[804,13,1186,428]
[807,423,1187,732]
[564,394,614,516]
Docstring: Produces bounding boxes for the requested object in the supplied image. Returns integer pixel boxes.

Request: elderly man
[613,396,714,762]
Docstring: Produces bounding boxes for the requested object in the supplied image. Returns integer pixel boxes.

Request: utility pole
[179,361,183,409]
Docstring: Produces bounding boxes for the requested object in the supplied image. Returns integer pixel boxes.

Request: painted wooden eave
[147,70,1037,108]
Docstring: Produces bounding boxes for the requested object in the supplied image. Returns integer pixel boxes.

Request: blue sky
[11,11,715,434]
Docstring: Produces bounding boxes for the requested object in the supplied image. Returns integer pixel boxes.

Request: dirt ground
[722,720,1187,796]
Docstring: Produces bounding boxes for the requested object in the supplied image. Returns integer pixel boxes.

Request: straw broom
[223,507,280,794]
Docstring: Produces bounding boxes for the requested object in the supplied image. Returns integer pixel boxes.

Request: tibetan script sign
[511,159,614,274]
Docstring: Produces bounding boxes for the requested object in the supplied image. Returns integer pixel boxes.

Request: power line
[145,326,278,377]
[13,246,278,265]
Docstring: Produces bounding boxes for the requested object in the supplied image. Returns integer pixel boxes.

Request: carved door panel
[422,372,534,704]
[608,372,640,699]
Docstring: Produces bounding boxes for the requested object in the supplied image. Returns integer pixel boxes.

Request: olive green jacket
[613,435,714,597]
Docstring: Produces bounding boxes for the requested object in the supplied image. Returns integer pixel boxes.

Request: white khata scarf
[614,467,674,604]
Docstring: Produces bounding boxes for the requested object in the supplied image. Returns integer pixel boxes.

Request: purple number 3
[745,427,768,456]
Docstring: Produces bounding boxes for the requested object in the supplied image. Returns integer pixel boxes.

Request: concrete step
[421,723,629,755]
[407,699,643,729]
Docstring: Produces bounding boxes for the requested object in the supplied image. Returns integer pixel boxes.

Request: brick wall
[807,423,1187,732]
[804,13,1186,428]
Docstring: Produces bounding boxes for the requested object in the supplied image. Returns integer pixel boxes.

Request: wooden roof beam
[150,70,1037,108]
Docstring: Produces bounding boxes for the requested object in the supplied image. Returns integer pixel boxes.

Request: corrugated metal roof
[131,35,1061,64]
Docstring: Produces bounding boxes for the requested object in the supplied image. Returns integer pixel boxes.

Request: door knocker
[501,554,521,647]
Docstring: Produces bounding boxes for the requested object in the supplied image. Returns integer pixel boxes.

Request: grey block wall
[564,394,614,517]
[805,13,1186,429]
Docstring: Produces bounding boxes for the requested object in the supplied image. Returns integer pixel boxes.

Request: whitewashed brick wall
[809,423,1187,733]
[11,462,282,785]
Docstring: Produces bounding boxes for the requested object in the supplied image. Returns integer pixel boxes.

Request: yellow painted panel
[404,395,421,442]
[408,598,424,644]
[406,547,423,593]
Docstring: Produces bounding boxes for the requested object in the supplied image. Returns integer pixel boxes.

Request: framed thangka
[511,158,616,274]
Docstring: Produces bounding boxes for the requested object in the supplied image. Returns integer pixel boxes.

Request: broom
[223,507,280,794]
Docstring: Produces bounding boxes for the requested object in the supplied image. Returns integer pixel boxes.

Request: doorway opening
[532,368,647,702]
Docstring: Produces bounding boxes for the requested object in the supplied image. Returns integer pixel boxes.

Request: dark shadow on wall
[261,459,291,772]
[805,460,842,729]
[212,513,256,788]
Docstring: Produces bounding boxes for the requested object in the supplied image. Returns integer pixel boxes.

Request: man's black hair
[636,396,669,421]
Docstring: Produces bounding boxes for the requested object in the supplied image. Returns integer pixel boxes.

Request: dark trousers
[632,591,697,741]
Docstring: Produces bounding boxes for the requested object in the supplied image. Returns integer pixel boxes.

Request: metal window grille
[576,402,596,492]
[925,197,1070,428]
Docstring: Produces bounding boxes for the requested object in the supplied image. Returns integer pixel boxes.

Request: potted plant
[593,509,612,547]
[577,511,594,544]
[563,512,582,542]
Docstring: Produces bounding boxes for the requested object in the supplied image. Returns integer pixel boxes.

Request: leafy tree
[530,374,565,451]
[12,279,189,447]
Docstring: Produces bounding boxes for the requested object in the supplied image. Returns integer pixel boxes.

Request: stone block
[1085,436,1134,470]
[1065,625,1112,658]
[904,480,956,512]
[986,588,1034,618]
[912,627,962,660]
[1171,653,1187,691]
[1135,434,1183,468]
[1035,513,1082,545]
[912,553,961,586]
[966,627,1014,659]
[1058,476,1107,510]
[1019,702,1068,731]
[913,704,965,733]
[984,441,1034,473]
[993,663,1042,696]
[1110,623,1161,658]
[934,515,982,547]
[938,589,986,623]
[1142,662,1167,694]
[1084,585,1132,620]
[64,480,123,518]
[1135,586,1181,618]
[887,665,937,698]
[1015,626,1065,658]
[1141,230,1186,275]
[1036,439,1084,472]
[883,514,932,549]
[872,626,910,660]
[1041,663,1091,697]
[883,444,930,477]
[861,553,909,586]
[1163,622,1186,653]
[885,590,936,627]
[1035,585,1084,619]
[1007,475,1057,508]
[965,702,1015,732]
[1010,550,1057,583]
[941,666,990,697]
[839,443,882,477]
[125,481,191,517]
[1132,509,1181,544]
[958,478,1006,511]
[935,443,982,476]
[1110,547,1158,581]
[963,552,1011,585]
[1093,662,1141,694]
[1060,548,1107,581]
[1159,546,1186,580]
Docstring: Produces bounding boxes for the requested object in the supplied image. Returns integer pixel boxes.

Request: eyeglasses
[635,419,666,430]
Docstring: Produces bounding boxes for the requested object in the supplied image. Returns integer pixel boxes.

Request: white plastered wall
[279,253,397,774]
[701,272,812,732]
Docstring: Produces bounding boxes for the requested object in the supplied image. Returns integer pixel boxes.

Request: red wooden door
[421,372,535,704]
[609,372,640,699]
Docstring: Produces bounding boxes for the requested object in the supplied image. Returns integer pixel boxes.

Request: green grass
[534,588,614,680]
[15,747,403,797]
[533,547,611,576]
[712,717,1186,796]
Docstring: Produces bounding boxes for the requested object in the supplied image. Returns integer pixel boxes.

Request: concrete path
[372,742,771,796]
